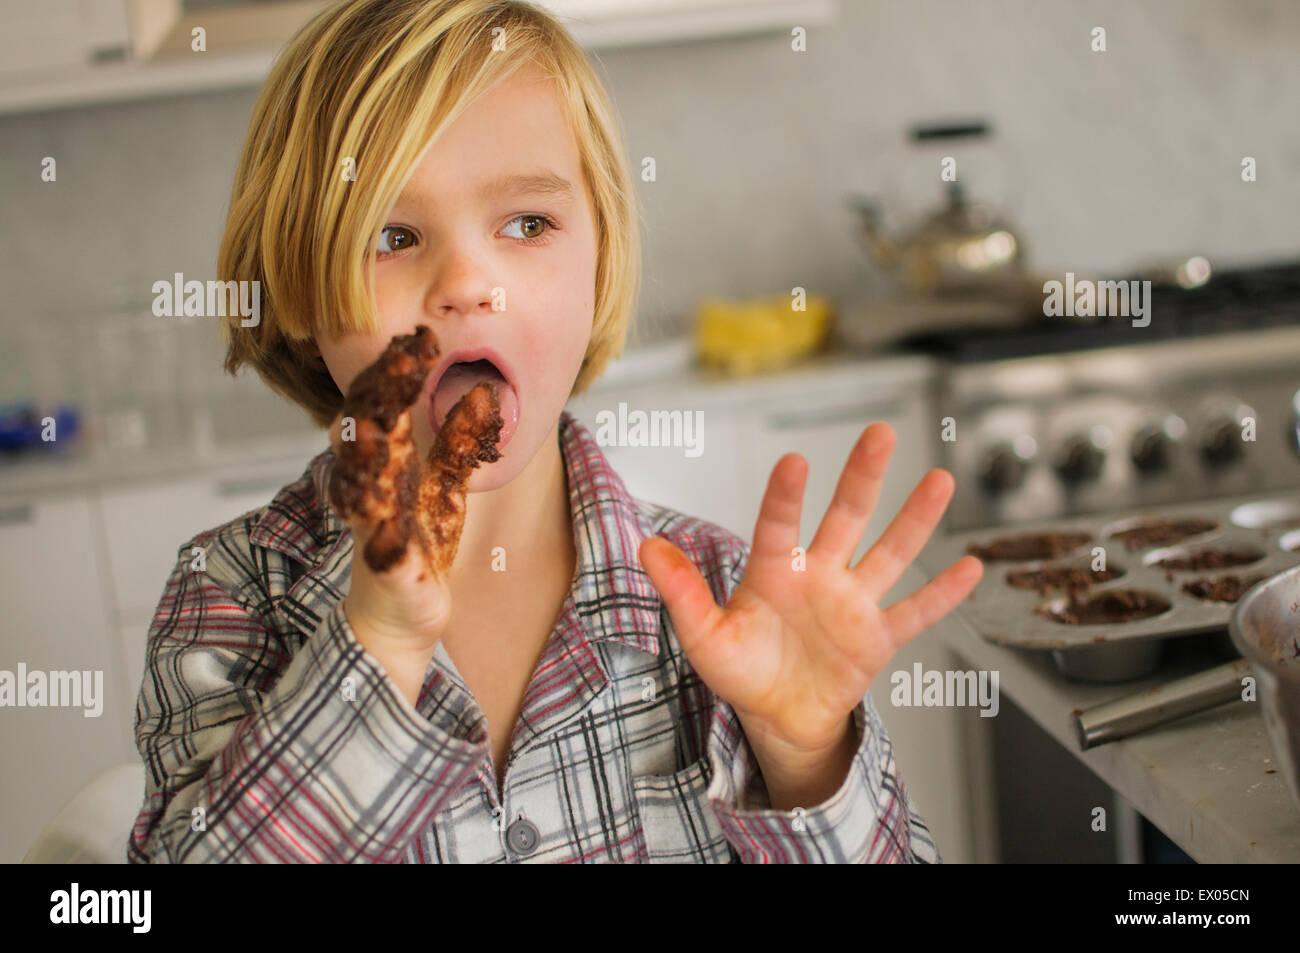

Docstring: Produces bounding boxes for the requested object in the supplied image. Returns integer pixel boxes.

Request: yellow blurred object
[692,293,832,376]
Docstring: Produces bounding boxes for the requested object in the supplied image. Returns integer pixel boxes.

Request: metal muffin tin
[920,491,1300,682]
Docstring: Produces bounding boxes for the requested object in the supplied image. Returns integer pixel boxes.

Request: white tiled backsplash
[2,0,1297,425]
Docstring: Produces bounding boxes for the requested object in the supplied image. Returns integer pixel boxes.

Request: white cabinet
[98,463,308,765]
[0,0,836,115]
[570,367,936,559]
[0,1,130,77]
[0,457,306,862]
[564,394,756,539]
[747,388,932,568]
[568,368,936,556]
[0,495,131,863]
[97,467,302,618]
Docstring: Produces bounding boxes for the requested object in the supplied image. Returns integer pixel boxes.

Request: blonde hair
[219,0,642,427]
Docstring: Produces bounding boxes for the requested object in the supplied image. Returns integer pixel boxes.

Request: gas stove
[903,259,1300,364]
[916,262,1300,531]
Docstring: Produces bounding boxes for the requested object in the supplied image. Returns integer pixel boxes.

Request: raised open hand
[639,422,983,773]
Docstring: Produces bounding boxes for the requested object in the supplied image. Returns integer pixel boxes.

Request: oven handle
[1074,658,1251,749]
[764,397,905,430]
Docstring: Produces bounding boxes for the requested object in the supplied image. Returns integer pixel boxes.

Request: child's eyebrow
[475,171,576,203]
[394,171,575,212]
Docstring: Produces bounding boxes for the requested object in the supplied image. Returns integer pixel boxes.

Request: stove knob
[1131,424,1174,473]
[1200,416,1245,466]
[978,439,1034,493]
[1054,431,1107,483]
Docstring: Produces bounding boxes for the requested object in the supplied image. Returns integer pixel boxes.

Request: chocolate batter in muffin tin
[918,491,1300,682]
[1005,562,1123,595]
[1182,574,1269,603]
[1146,545,1265,571]
[1037,589,1172,625]
[1107,516,1220,551]
[967,531,1092,562]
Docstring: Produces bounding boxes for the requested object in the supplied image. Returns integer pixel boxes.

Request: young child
[128,0,982,864]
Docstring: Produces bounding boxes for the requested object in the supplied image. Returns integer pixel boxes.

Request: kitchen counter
[0,339,935,503]
[0,428,328,504]
[909,563,1300,863]
[583,336,937,408]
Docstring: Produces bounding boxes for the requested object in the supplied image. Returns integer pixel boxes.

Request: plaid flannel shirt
[128,410,940,863]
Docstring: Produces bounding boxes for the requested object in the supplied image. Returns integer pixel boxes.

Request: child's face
[316,64,599,490]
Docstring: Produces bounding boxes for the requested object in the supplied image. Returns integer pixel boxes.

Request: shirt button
[505,817,540,855]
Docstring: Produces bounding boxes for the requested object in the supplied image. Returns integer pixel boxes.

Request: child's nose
[424,249,499,319]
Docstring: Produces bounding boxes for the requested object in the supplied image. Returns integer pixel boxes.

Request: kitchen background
[2,0,1299,864]
[6,0,1300,359]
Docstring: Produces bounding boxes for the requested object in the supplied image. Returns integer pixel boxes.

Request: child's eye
[376,225,417,254]
[374,216,557,257]
[501,214,558,244]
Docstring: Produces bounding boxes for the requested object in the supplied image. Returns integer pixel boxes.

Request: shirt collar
[250,410,662,655]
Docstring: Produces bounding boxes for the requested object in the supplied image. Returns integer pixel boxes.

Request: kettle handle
[910,120,990,142]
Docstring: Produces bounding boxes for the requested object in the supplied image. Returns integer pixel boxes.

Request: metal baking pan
[919,491,1300,681]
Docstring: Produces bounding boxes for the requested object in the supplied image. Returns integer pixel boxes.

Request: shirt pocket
[631,758,735,863]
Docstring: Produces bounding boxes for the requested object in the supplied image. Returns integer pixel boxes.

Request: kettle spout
[847,195,902,268]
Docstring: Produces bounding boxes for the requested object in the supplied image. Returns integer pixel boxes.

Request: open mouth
[429,354,520,448]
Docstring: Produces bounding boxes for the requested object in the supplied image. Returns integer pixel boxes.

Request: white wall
[1,1,1297,383]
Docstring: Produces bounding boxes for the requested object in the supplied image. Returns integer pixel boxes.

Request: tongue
[432,360,519,436]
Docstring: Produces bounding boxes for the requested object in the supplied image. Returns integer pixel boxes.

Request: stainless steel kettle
[848,121,1026,295]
